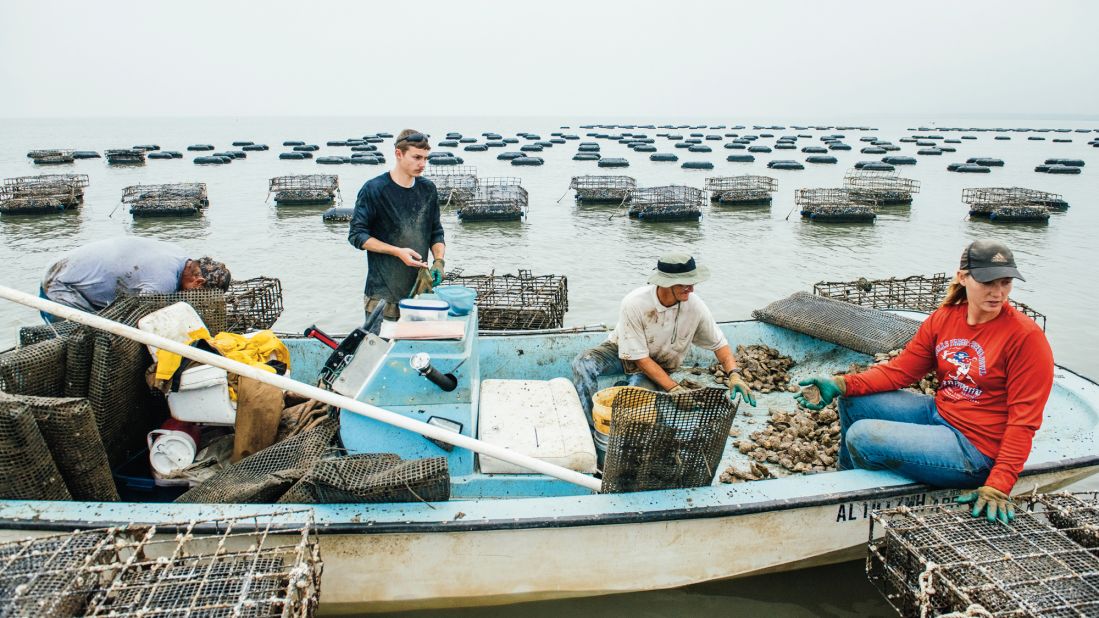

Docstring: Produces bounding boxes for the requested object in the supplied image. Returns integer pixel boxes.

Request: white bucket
[147,429,197,476]
[136,301,207,361]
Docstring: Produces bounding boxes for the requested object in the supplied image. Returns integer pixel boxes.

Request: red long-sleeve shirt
[843,302,1054,494]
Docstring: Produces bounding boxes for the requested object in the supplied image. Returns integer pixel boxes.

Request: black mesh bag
[278,453,450,504]
[752,291,921,356]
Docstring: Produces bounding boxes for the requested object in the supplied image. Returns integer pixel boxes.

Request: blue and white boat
[0,289,1096,613]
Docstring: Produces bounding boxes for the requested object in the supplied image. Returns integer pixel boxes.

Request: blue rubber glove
[430,259,445,287]
[794,377,845,410]
[957,486,1015,525]
[726,374,757,407]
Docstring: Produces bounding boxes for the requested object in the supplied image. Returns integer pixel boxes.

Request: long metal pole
[0,285,602,492]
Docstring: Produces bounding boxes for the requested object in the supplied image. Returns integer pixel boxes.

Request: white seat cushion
[477,378,597,474]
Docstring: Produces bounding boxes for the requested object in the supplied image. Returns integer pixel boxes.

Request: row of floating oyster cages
[456,177,528,222]
[0,173,90,215]
[268,174,340,206]
[962,186,1069,223]
[814,272,1046,329]
[867,494,1099,617]
[704,175,778,206]
[425,165,479,207]
[121,182,209,218]
[443,268,568,330]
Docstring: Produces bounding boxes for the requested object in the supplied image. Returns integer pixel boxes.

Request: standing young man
[348,129,446,320]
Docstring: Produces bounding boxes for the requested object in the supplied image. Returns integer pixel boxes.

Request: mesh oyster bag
[278,453,450,504]
[752,291,921,356]
[601,387,736,493]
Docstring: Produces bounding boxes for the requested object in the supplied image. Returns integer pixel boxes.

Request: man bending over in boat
[571,253,757,429]
[796,239,1053,525]
[39,236,231,322]
[348,129,445,320]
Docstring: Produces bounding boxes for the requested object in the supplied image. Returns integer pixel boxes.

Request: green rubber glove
[430,259,445,287]
[726,373,757,407]
[957,486,1015,525]
[794,376,845,410]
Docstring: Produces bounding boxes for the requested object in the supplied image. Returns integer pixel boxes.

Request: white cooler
[168,364,237,425]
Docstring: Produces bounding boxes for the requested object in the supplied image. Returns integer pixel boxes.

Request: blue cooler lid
[398,299,451,311]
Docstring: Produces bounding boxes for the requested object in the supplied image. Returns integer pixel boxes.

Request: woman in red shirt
[796,240,1054,525]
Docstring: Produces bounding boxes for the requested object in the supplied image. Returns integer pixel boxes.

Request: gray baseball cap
[647,253,711,287]
[959,239,1025,283]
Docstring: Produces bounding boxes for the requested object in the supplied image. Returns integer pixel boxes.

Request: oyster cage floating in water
[123,182,209,218]
[962,187,1068,217]
[2,173,89,211]
[27,149,75,164]
[442,268,567,330]
[457,177,528,222]
[794,187,876,222]
[704,175,777,205]
[867,499,1099,618]
[842,168,920,205]
[627,185,706,221]
[569,175,637,203]
[425,165,478,207]
[0,509,322,617]
[269,174,340,205]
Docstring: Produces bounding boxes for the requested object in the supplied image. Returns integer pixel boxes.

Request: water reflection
[271,204,331,222]
[0,210,83,246]
[127,214,210,238]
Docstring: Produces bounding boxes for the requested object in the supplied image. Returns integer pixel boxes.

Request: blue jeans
[571,341,657,429]
[838,390,994,488]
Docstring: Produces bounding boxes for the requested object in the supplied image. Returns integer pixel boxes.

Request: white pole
[1,285,602,493]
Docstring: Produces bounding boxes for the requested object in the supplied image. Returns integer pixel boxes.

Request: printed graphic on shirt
[935,338,987,402]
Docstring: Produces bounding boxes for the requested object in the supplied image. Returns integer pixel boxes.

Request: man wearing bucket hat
[39,236,231,321]
[571,253,756,428]
[794,239,1054,525]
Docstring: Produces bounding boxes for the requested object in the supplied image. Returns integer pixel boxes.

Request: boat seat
[477,378,597,474]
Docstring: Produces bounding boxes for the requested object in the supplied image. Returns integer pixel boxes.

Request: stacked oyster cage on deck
[842,169,921,206]
[868,496,1099,617]
[425,165,478,209]
[0,510,322,617]
[627,185,705,221]
[442,268,568,330]
[795,188,876,222]
[704,175,777,206]
[269,174,340,206]
[458,177,528,222]
[1,174,89,215]
[813,272,1047,330]
[225,276,285,333]
[962,187,1066,223]
[570,175,636,204]
[122,182,209,218]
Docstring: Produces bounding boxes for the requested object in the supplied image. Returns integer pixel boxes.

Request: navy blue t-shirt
[348,172,444,301]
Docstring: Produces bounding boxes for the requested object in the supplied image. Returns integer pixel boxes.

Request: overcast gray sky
[2,0,1096,118]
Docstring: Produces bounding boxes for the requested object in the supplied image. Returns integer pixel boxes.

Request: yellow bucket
[592,386,656,434]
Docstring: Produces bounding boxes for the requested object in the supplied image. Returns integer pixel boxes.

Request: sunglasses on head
[395,132,429,145]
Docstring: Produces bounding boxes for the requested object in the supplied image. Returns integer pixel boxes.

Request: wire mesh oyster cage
[704,175,777,206]
[813,273,1046,330]
[269,175,340,206]
[123,182,209,218]
[0,509,322,617]
[0,188,65,215]
[442,268,568,330]
[795,188,876,222]
[569,175,636,203]
[1032,492,1099,550]
[225,276,285,332]
[27,149,75,165]
[627,185,705,221]
[867,500,1099,617]
[425,165,478,208]
[962,187,1067,219]
[842,169,921,205]
[105,149,146,165]
[4,173,89,209]
[457,177,528,222]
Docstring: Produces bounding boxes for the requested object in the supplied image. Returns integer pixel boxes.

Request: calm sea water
[1,115,1096,615]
